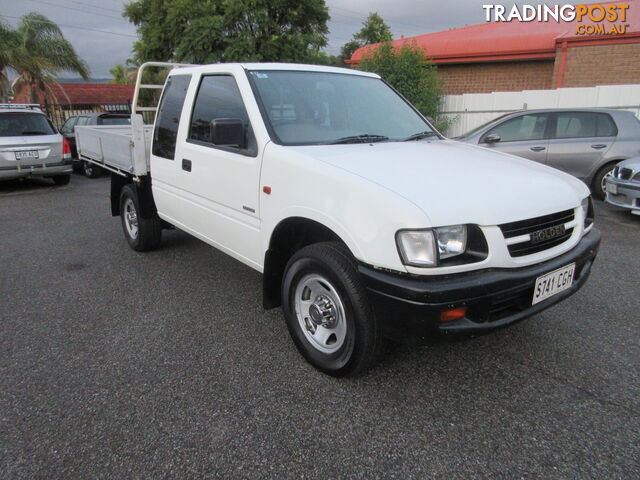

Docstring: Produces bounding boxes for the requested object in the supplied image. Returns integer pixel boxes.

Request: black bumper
[359,229,601,343]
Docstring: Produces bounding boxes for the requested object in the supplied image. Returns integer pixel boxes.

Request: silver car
[0,104,73,185]
[456,108,640,200]
[605,157,640,215]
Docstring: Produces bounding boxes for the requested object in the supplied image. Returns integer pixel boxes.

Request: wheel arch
[110,174,157,219]
[262,216,359,310]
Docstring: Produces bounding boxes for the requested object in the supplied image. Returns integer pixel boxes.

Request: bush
[358,42,449,132]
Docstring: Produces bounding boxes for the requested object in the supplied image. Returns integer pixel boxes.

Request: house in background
[347,0,640,95]
[11,83,134,126]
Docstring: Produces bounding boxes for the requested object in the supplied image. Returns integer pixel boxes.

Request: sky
[0,0,578,79]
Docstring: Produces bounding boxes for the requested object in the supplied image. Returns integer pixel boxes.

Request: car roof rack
[0,103,43,112]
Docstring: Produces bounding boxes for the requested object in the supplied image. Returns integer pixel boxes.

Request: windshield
[0,112,56,137]
[248,70,434,145]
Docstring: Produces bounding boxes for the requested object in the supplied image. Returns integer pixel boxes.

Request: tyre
[119,184,162,252]
[83,160,101,178]
[592,163,616,200]
[52,174,70,186]
[281,242,381,377]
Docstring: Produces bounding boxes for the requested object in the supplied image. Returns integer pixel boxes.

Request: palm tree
[0,20,19,102]
[109,60,137,85]
[7,12,90,103]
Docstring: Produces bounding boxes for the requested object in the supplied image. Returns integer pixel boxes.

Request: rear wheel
[83,160,101,178]
[52,174,70,186]
[119,184,162,251]
[593,163,616,200]
[281,242,380,377]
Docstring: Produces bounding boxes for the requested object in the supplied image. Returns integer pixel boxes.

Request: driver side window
[485,114,549,143]
[188,75,256,156]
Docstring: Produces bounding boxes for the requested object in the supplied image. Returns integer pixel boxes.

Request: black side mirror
[483,134,501,144]
[210,118,246,149]
[426,116,435,124]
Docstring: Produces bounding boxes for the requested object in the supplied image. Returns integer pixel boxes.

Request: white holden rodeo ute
[75,62,600,376]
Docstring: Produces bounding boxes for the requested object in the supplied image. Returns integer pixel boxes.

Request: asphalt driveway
[1,175,638,479]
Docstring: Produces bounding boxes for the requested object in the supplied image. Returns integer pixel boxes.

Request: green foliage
[358,42,448,131]
[339,12,392,64]
[339,40,361,63]
[1,12,89,103]
[109,61,137,85]
[124,0,330,64]
[353,12,392,45]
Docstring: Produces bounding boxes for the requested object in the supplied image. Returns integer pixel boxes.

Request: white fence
[441,84,640,137]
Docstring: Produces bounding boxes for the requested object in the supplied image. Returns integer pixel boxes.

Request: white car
[75,63,601,376]
[605,157,640,215]
[0,104,72,184]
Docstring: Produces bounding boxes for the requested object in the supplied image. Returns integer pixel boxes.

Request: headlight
[396,225,467,267]
[633,171,640,182]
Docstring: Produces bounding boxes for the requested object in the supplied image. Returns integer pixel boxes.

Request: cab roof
[172,62,380,78]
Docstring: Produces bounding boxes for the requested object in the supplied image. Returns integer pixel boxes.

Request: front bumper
[0,160,73,180]
[605,177,640,213]
[359,228,601,343]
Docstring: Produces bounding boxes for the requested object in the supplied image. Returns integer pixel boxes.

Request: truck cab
[76,62,601,376]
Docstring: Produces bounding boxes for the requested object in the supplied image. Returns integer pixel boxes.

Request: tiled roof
[12,83,134,105]
[348,0,640,65]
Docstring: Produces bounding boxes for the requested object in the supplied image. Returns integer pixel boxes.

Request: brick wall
[552,42,640,88]
[436,61,554,95]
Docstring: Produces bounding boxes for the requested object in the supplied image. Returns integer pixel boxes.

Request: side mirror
[426,116,435,125]
[483,134,501,144]
[210,118,246,149]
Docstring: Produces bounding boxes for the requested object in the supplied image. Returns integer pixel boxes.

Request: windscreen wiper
[21,131,49,135]
[331,134,389,144]
[402,131,437,141]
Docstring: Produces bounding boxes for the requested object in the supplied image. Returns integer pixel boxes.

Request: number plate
[15,150,39,160]
[532,263,575,305]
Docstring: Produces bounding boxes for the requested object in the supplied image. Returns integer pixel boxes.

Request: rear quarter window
[152,74,192,160]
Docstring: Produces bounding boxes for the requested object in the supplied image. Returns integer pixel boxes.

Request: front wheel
[281,242,381,377]
[119,184,162,252]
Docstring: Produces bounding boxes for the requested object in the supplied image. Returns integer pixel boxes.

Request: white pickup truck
[76,62,601,376]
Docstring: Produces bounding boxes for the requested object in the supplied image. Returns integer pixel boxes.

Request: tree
[5,13,89,103]
[124,0,330,64]
[0,20,19,102]
[358,41,447,130]
[340,12,392,63]
[109,61,137,85]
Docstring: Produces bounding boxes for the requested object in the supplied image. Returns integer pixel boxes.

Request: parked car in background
[60,112,130,178]
[456,109,640,200]
[0,104,72,185]
[605,158,640,215]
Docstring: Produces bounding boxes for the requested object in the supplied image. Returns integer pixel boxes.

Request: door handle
[182,159,192,172]
[530,146,546,152]
[591,144,607,149]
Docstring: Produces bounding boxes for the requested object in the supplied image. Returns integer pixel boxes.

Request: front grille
[499,209,574,257]
[617,167,634,180]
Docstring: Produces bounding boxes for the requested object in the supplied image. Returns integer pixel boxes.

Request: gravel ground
[1,175,639,479]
